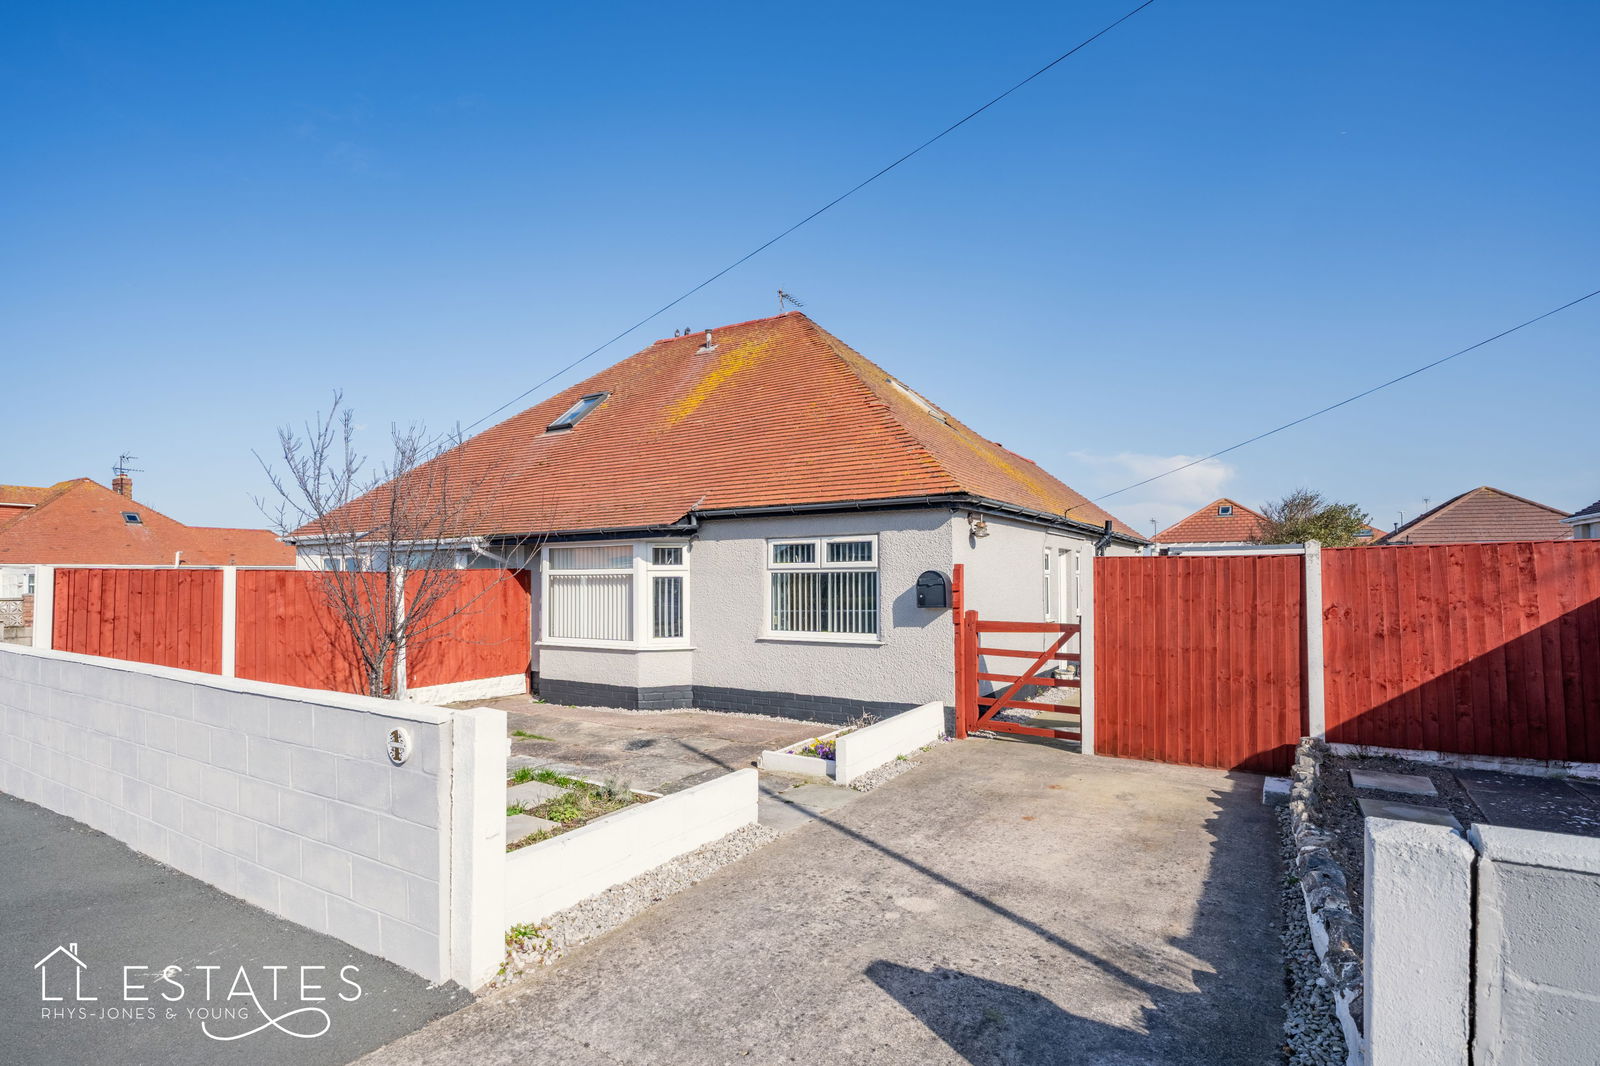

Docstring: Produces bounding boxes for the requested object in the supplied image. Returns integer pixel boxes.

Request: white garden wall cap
[0,641,454,726]
[1364,815,1473,855]
[1467,823,1600,874]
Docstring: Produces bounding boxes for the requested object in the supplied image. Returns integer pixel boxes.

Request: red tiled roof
[299,313,1140,541]
[1374,486,1572,546]
[0,478,293,566]
[1153,498,1268,544]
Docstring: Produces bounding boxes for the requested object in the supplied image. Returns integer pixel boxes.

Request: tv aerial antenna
[114,453,143,478]
[777,289,804,313]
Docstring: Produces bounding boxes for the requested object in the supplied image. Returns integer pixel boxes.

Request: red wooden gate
[953,566,1082,742]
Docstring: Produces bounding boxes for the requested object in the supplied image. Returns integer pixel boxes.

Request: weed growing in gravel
[510,766,536,784]
[533,768,579,788]
[507,803,529,816]
[512,730,554,741]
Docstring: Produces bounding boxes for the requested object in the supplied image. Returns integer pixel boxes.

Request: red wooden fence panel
[1323,541,1600,762]
[52,568,222,673]
[406,569,531,689]
[1095,554,1304,774]
[234,569,373,694]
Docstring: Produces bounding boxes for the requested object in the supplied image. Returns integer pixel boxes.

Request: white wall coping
[0,641,455,726]
[1468,822,1600,874]
[1328,741,1600,781]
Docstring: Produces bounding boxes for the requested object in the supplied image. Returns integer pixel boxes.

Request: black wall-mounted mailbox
[916,570,950,609]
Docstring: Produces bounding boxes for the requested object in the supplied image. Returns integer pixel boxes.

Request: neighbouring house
[289,312,1145,722]
[1564,496,1600,540]
[1374,486,1573,546]
[0,476,293,573]
[1152,497,1268,551]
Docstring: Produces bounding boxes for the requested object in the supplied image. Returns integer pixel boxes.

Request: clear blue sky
[4,1,1596,535]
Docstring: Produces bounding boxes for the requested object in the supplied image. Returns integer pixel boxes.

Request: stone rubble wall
[1288,736,1366,1066]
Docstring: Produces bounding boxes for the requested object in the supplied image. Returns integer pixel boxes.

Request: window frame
[1217,504,1234,517]
[538,540,691,650]
[545,391,610,432]
[761,534,881,644]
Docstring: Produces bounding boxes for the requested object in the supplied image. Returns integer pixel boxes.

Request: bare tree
[256,393,529,698]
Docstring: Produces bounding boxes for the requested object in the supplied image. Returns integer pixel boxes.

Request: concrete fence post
[1365,817,1474,1066]
[1303,539,1326,739]
[220,565,238,678]
[449,705,508,990]
[31,564,55,650]
[392,564,408,698]
[1079,549,1096,756]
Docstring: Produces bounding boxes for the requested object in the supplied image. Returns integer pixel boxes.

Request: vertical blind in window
[770,570,878,635]
[548,573,632,640]
[549,545,632,570]
[653,575,684,639]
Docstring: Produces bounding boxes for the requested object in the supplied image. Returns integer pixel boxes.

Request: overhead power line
[458,0,1158,436]
[1094,286,1600,502]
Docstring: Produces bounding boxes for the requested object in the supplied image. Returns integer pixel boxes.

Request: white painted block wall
[834,701,944,784]
[0,643,502,984]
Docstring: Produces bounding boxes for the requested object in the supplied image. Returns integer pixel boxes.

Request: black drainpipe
[1093,519,1115,556]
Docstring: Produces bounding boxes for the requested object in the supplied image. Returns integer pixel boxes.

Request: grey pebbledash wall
[0,643,494,984]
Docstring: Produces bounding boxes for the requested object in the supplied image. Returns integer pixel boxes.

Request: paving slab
[1357,797,1461,829]
[363,742,1284,1066]
[757,780,863,832]
[1349,770,1438,796]
[505,813,559,840]
[506,780,567,807]
[1455,771,1600,836]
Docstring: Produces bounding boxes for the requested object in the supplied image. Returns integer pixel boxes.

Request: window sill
[756,633,884,647]
[537,640,694,652]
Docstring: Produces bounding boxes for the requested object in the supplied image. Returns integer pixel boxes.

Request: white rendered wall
[834,701,944,784]
[689,509,955,707]
[1470,823,1600,1065]
[0,643,500,984]
[1364,817,1473,1066]
[504,767,757,924]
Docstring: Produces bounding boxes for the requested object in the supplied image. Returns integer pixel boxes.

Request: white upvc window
[541,541,690,647]
[765,535,880,641]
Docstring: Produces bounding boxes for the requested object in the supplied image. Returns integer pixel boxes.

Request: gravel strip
[1279,807,1350,1065]
[1313,751,1484,923]
[497,822,779,985]
[847,756,918,792]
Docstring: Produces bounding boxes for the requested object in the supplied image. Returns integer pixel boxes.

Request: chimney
[112,475,133,498]
[697,329,716,353]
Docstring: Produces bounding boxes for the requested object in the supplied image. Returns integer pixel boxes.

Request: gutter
[693,493,1148,547]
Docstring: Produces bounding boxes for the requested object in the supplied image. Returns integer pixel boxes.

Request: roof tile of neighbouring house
[0,478,294,566]
[297,312,1141,541]
[1152,498,1268,544]
[1374,486,1573,545]
[0,482,72,508]
[1567,496,1600,523]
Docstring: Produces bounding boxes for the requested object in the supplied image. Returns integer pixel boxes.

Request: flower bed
[757,727,848,779]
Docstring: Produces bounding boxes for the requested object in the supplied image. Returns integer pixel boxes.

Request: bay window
[542,542,689,646]
[766,535,879,640]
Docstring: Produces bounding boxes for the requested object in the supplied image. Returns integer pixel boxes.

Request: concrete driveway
[363,739,1285,1065]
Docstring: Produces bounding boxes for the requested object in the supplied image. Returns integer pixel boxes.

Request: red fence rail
[53,568,223,673]
[1323,541,1600,762]
[1094,553,1306,774]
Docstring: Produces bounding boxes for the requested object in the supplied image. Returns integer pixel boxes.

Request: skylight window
[546,392,609,432]
[886,378,948,424]
[1218,504,1233,517]
[122,512,143,524]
